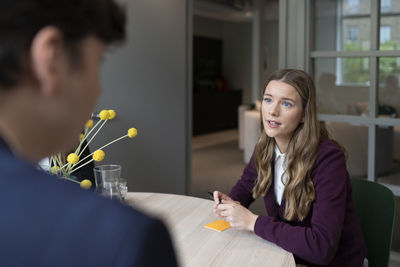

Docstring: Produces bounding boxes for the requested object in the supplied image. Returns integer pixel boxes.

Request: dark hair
[0,0,126,88]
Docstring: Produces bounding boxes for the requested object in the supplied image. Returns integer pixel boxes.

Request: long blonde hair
[252,69,332,221]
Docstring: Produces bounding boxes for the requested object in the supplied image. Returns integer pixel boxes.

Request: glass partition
[379,57,400,118]
[314,58,370,115]
[325,121,368,178]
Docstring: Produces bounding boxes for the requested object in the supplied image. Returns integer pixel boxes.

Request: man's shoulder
[0,154,177,266]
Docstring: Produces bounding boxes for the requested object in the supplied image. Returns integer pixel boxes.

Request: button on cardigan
[229,139,367,266]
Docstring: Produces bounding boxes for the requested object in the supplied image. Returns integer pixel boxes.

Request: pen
[208,191,222,204]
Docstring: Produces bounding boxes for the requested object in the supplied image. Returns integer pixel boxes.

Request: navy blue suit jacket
[0,137,178,267]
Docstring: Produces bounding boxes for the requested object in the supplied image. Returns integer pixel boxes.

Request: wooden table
[125,192,295,267]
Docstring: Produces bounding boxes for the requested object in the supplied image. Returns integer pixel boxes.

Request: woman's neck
[275,138,289,153]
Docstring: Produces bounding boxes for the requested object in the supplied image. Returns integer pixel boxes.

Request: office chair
[351,178,396,267]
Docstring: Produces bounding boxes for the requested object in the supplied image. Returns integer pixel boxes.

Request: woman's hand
[218,201,258,231]
[212,191,233,218]
[212,191,258,232]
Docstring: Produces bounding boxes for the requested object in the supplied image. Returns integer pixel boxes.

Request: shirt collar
[274,145,285,160]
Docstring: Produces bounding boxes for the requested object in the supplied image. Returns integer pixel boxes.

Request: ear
[30,26,65,96]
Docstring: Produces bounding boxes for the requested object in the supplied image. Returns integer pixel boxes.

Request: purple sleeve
[253,144,348,265]
[229,156,257,208]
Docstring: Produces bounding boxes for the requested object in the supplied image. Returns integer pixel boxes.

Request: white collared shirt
[38,157,50,172]
[274,145,287,205]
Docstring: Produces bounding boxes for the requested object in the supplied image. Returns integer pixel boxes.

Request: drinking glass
[93,165,122,201]
[119,177,128,200]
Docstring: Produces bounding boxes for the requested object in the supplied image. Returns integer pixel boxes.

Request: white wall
[91,0,190,194]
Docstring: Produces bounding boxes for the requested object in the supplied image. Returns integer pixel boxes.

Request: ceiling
[193,0,279,23]
[201,0,252,10]
[194,0,254,22]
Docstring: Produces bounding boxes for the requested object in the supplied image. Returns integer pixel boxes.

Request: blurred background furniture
[243,109,261,163]
[192,35,243,136]
[239,102,262,163]
[193,90,242,136]
[351,178,396,267]
[238,104,251,150]
[239,100,262,163]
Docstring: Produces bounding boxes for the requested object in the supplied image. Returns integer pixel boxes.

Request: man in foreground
[0,0,178,266]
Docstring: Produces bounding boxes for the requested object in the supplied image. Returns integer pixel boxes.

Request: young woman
[213,69,367,266]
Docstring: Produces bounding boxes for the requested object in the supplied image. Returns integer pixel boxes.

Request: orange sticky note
[204,219,231,232]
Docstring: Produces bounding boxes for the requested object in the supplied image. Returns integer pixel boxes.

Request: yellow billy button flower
[85,119,94,128]
[108,110,116,119]
[50,166,60,174]
[128,128,137,138]
[67,153,79,165]
[80,179,92,190]
[79,133,84,141]
[93,150,105,162]
[99,110,110,120]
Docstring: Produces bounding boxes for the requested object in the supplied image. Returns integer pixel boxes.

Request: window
[347,26,359,42]
[380,26,391,44]
[345,0,359,14]
[381,0,391,13]
[309,0,400,197]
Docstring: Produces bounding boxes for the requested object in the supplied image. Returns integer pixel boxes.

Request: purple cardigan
[229,139,367,266]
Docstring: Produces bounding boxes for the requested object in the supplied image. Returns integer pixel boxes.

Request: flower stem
[77,134,128,164]
[78,120,108,158]
[70,158,95,174]
[60,176,80,184]
[75,128,88,155]
[82,119,103,144]
[97,135,128,152]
